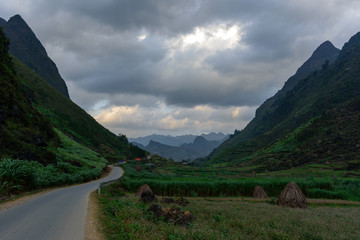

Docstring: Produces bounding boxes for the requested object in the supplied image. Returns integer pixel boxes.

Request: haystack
[277,182,307,209]
[253,186,268,198]
[136,184,157,203]
[135,184,152,196]
[141,190,157,203]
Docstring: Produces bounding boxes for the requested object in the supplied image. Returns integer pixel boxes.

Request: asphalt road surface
[0,166,123,240]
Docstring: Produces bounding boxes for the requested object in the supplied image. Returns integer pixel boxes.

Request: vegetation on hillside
[0,128,107,198]
[0,28,59,163]
[13,55,146,162]
[208,32,360,171]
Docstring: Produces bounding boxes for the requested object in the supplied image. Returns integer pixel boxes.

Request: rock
[163,206,196,226]
[148,204,195,226]
[148,204,165,218]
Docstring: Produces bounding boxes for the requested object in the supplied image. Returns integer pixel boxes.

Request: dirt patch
[85,191,105,240]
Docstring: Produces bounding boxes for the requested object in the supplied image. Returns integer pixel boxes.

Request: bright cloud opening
[179,24,243,50]
[137,34,147,41]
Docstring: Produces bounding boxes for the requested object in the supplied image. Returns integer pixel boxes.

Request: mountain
[0,15,145,162]
[181,136,222,157]
[129,132,228,146]
[136,135,226,161]
[145,140,200,161]
[207,33,360,170]
[0,28,59,163]
[211,41,340,159]
[12,54,145,161]
[0,15,70,97]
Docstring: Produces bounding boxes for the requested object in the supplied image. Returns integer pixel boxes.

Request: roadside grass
[98,191,360,240]
[0,128,107,197]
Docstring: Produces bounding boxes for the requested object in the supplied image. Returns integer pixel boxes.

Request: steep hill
[0,14,145,161]
[13,56,144,161]
[248,95,360,172]
[211,41,340,159]
[0,15,69,97]
[0,28,59,163]
[208,32,360,170]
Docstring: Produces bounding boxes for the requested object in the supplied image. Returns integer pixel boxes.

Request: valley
[1,3,360,240]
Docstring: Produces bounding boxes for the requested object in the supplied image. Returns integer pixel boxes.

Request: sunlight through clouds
[177,24,244,51]
[93,101,256,137]
[3,0,360,137]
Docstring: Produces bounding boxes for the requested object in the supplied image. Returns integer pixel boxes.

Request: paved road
[0,166,123,240]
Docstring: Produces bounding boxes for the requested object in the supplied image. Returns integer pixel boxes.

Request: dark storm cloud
[2,0,360,136]
[28,0,358,108]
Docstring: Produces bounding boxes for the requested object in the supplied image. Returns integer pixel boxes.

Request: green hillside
[211,41,340,159]
[0,28,59,163]
[207,32,360,171]
[13,57,145,161]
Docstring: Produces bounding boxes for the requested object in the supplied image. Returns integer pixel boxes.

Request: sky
[1,0,360,137]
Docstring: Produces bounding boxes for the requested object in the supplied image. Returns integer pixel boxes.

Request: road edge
[85,191,105,240]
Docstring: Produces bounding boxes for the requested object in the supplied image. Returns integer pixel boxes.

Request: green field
[98,161,360,239]
[118,162,360,201]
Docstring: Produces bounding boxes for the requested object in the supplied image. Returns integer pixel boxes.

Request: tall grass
[0,128,107,197]
[119,164,360,201]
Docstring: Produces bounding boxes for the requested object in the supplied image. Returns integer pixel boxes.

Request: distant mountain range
[129,132,228,146]
[131,133,229,161]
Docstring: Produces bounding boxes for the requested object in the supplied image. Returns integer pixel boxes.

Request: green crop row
[119,164,360,201]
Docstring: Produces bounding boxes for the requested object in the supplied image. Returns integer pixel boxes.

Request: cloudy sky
[1,1,360,137]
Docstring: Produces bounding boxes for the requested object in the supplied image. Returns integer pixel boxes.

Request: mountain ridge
[129,132,228,147]
[206,33,360,170]
[133,135,227,161]
[0,14,70,98]
[209,40,341,161]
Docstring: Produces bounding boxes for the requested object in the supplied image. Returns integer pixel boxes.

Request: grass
[98,159,360,239]
[98,191,360,240]
[0,128,108,197]
[118,162,360,201]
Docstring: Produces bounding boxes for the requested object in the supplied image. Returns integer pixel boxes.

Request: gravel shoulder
[85,191,105,240]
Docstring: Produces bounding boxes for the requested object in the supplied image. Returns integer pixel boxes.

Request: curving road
[0,166,123,240]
